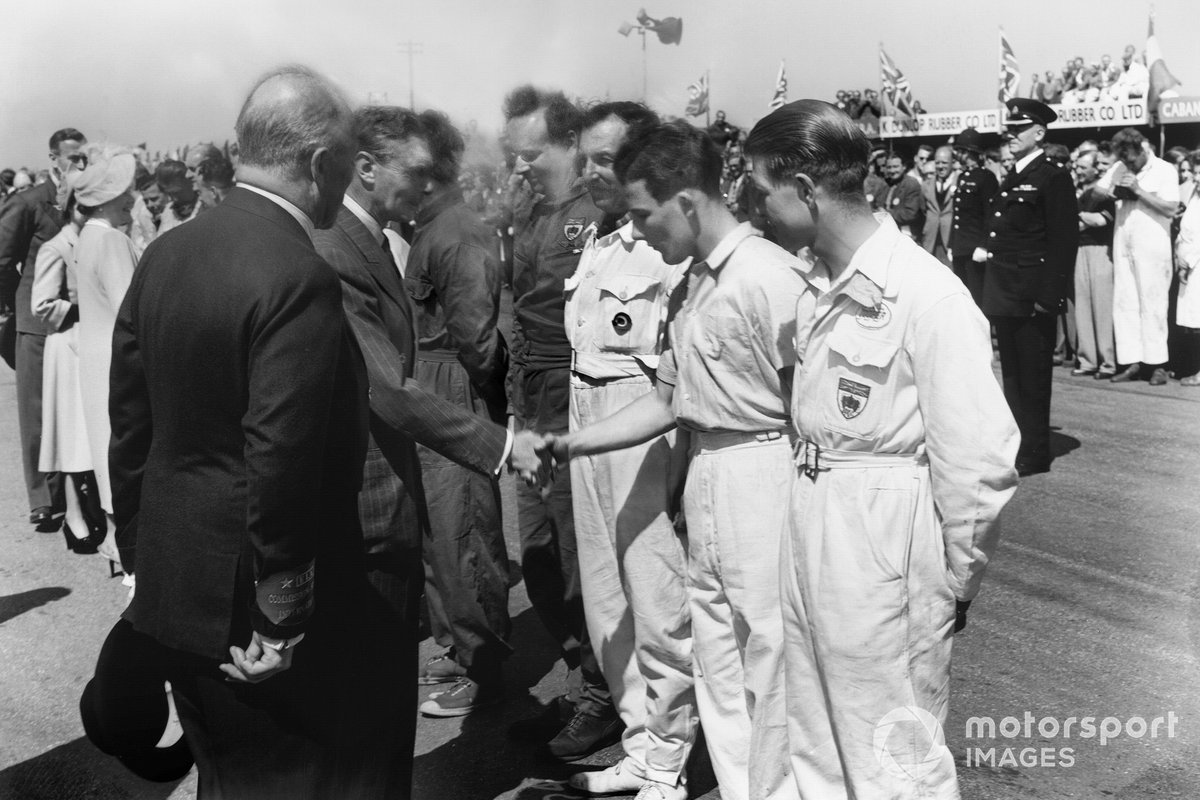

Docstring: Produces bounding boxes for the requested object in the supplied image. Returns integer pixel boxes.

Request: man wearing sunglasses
[0,127,86,530]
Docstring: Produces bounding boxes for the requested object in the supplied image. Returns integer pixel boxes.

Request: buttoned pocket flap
[827,327,900,369]
[597,273,661,304]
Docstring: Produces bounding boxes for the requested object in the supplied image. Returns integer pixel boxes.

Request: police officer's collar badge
[838,377,870,419]
[564,218,586,241]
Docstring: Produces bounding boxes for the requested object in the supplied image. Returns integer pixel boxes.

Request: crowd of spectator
[1030,44,1150,104]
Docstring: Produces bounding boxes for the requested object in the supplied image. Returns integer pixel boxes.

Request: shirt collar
[1015,148,1043,174]
[795,216,899,301]
[343,195,384,246]
[415,186,463,227]
[237,182,316,243]
[699,221,757,272]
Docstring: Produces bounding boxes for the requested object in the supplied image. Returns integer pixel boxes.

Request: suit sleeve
[911,291,1020,601]
[0,195,33,276]
[31,237,72,330]
[1038,169,1080,312]
[323,244,508,475]
[109,272,153,574]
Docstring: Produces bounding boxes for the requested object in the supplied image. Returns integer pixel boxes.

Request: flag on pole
[636,9,683,44]
[769,61,787,110]
[879,47,915,119]
[1146,9,1181,115]
[686,73,709,117]
[998,29,1021,104]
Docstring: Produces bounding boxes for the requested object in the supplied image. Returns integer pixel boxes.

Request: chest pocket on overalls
[822,321,901,440]
[596,273,664,352]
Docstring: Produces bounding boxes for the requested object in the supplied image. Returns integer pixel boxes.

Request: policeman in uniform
[949,127,999,305]
[502,85,618,757]
[976,98,1078,476]
[561,101,694,800]
[743,99,1019,800]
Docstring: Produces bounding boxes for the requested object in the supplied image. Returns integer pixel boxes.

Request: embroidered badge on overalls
[563,218,585,241]
[856,302,891,329]
[837,377,870,419]
[611,312,632,334]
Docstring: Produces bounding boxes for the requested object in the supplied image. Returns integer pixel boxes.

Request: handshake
[506,429,572,487]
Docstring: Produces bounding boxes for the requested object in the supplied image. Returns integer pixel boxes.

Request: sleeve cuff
[495,425,514,476]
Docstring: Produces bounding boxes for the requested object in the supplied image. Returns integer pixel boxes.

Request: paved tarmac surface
[1,354,1198,799]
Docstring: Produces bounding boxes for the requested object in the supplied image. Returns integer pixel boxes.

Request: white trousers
[1112,232,1172,365]
[570,374,696,785]
[782,454,959,800]
[685,433,797,800]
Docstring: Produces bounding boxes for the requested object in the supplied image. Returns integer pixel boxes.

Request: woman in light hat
[72,145,140,559]
[32,177,108,554]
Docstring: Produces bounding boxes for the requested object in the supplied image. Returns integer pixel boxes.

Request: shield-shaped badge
[837,377,870,419]
[564,218,585,241]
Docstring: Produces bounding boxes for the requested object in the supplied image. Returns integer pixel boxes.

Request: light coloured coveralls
[656,223,806,800]
[784,218,1019,800]
[564,222,695,785]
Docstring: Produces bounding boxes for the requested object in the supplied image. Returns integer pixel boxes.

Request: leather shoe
[1016,460,1050,477]
[508,695,574,743]
[1148,368,1169,386]
[1110,363,1142,383]
[1071,368,1097,377]
[546,706,624,762]
[1095,370,1116,380]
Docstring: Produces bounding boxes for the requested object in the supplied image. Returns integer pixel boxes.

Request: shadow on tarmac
[0,736,184,800]
[1050,429,1081,460]
[0,586,71,625]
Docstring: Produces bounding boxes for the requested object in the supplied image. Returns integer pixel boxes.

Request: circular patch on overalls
[612,313,632,334]
[856,303,891,329]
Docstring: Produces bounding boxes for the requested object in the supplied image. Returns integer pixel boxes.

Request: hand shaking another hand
[507,430,573,488]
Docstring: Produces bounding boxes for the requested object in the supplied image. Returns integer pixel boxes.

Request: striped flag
[1146,10,1181,116]
[998,29,1021,103]
[879,47,915,119]
[769,61,787,110]
[686,73,709,117]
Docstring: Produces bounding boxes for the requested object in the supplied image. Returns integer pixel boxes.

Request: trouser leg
[992,315,1054,465]
[16,331,60,512]
[1074,250,1098,371]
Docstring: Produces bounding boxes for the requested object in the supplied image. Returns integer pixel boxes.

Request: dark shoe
[1148,368,1169,386]
[1110,363,1142,383]
[63,521,103,555]
[1071,368,1097,377]
[419,678,503,717]
[418,649,467,685]
[1095,370,1116,380]
[30,506,52,525]
[1016,460,1051,477]
[508,695,575,742]
[546,706,625,762]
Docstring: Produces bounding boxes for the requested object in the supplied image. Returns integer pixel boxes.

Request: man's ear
[675,188,697,219]
[352,152,375,187]
[793,172,817,206]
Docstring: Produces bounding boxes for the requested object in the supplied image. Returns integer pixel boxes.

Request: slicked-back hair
[418,109,464,185]
[503,85,581,147]
[155,160,187,188]
[744,99,870,200]
[198,156,236,190]
[235,65,353,179]
[49,127,85,153]
[613,120,722,202]
[189,143,223,163]
[581,101,660,145]
[354,106,425,164]
[1111,127,1146,154]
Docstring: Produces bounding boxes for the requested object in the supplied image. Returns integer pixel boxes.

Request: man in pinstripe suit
[312,106,546,797]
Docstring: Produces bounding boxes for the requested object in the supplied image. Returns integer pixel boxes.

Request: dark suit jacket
[312,205,508,554]
[885,175,925,240]
[110,187,370,661]
[982,153,1079,316]
[0,180,62,334]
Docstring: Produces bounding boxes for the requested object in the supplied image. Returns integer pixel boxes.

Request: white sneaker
[568,757,643,794]
[634,781,688,800]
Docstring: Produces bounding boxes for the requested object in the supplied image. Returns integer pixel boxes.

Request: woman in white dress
[32,187,107,553]
[1175,166,1200,386]
[72,147,140,544]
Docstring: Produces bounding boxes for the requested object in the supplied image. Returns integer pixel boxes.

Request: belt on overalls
[691,429,795,451]
[793,440,928,480]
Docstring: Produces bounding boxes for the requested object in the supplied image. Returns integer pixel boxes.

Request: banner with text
[880,109,1001,138]
[881,99,1149,138]
[1048,99,1148,128]
[1159,97,1200,124]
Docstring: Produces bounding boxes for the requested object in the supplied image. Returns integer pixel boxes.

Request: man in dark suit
[921,145,957,267]
[883,152,924,241]
[310,106,544,745]
[980,98,1079,476]
[110,66,398,798]
[950,127,1000,304]
[0,127,85,527]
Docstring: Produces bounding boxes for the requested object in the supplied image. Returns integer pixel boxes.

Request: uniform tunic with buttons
[783,216,1018,800]
[949,166,999,302]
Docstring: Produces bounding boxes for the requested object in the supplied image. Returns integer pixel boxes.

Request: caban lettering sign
[1159,97,1200,123]
[1047,99,1147,128]
[880,109,1000,138]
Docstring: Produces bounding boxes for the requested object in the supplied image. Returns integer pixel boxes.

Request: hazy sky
[2,0,1196,168]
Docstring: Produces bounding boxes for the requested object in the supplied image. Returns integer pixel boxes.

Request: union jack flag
[686,73,709,117]
[879,47,915,119]
[769,61,787,110]
[998,29,1021,103]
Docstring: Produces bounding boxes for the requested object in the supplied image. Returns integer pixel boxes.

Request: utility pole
[397,41,423,109]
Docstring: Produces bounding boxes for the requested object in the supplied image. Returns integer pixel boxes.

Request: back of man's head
[503,85,581,146]
[236,65,353,180]
[581,101,660,144]
[614,120,721,201]
[744,99,869,200]
[155,160,188,191]
[418,109,464,185]
[198,156,236,190]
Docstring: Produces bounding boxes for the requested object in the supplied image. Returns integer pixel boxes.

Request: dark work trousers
[414,355,512,683]
[15,331,62,512]
[993,313,1056,467]
[953,255,985,309]
[516,364,610,710]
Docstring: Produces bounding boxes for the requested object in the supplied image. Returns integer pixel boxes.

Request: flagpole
[641,27,648,102]
[879,42,889,154]
[706,68,711,127]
